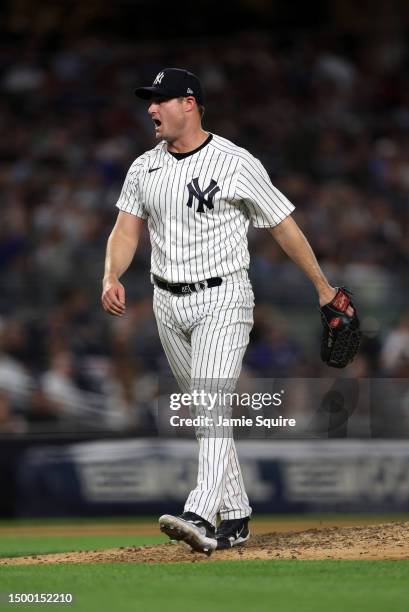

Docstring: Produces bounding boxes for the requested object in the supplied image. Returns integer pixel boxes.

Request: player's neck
[166,128,209,154]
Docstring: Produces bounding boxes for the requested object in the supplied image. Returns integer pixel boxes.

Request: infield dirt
[1,520,408,565]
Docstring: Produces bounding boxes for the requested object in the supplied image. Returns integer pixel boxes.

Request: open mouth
[153,118,162,127]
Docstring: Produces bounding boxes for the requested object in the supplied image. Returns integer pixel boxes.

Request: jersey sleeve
[115,161,148,219]
[235,156,295,228]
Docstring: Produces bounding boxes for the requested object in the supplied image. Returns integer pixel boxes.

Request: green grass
[1,561,408,612]
[0,512,408,527]
[0,516,158,527]
[0,535,164,559]
[1,515,408,611]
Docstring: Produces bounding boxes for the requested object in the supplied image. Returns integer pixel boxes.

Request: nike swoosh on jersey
[148,167,162,173]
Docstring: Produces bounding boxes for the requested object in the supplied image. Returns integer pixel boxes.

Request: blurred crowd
[0,30,408,433]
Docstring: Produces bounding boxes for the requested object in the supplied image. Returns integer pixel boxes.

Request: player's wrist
[318,285,337,307]
[103,273,119,286]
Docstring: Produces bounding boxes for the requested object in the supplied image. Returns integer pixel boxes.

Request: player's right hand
[101,276,126,316]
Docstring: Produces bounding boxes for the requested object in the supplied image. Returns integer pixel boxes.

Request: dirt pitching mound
[1,521,409,565]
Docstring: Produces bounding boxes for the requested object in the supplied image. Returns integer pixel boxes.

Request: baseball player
[101,68,358,554]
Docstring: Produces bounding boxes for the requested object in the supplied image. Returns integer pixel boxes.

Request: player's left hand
[320,287,361,368]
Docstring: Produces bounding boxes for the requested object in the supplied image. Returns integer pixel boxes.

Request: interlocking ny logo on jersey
[186,177,220,213]
[153,71,164,85]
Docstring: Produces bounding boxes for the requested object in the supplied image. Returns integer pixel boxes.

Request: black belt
[153,274,222,295]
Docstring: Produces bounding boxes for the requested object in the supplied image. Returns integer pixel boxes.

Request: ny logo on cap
[186,177,220,213]
[153,71,164,85]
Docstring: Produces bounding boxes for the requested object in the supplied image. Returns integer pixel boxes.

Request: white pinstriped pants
[153,270,254,526]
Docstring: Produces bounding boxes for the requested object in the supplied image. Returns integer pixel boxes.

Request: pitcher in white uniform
[102,68,343,554]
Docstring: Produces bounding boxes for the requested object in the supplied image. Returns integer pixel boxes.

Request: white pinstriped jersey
[116,133,295,283]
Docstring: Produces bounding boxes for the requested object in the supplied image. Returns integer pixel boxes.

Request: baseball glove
[320,287,361,368]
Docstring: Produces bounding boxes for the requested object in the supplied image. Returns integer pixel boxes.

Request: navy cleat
[159,512,217,555]
[215,517,250,550]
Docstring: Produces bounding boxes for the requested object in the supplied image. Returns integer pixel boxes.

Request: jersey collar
[166,133,213,160]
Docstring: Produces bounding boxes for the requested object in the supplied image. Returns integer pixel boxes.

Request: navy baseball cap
[134,68,203,104]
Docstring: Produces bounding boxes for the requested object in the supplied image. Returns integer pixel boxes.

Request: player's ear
[183,96,196,113]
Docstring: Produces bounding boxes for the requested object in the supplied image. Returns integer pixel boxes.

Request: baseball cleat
[215,517,250,550]
[159,512,217,555]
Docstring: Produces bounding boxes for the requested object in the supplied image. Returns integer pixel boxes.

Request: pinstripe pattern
[116,133,295,283]
[153,272,254,523]
[115,133,296,526]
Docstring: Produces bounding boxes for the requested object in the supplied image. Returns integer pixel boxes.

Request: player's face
[148,97,187,142]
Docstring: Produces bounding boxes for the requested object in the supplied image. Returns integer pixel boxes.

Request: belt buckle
[194,280,207,292]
